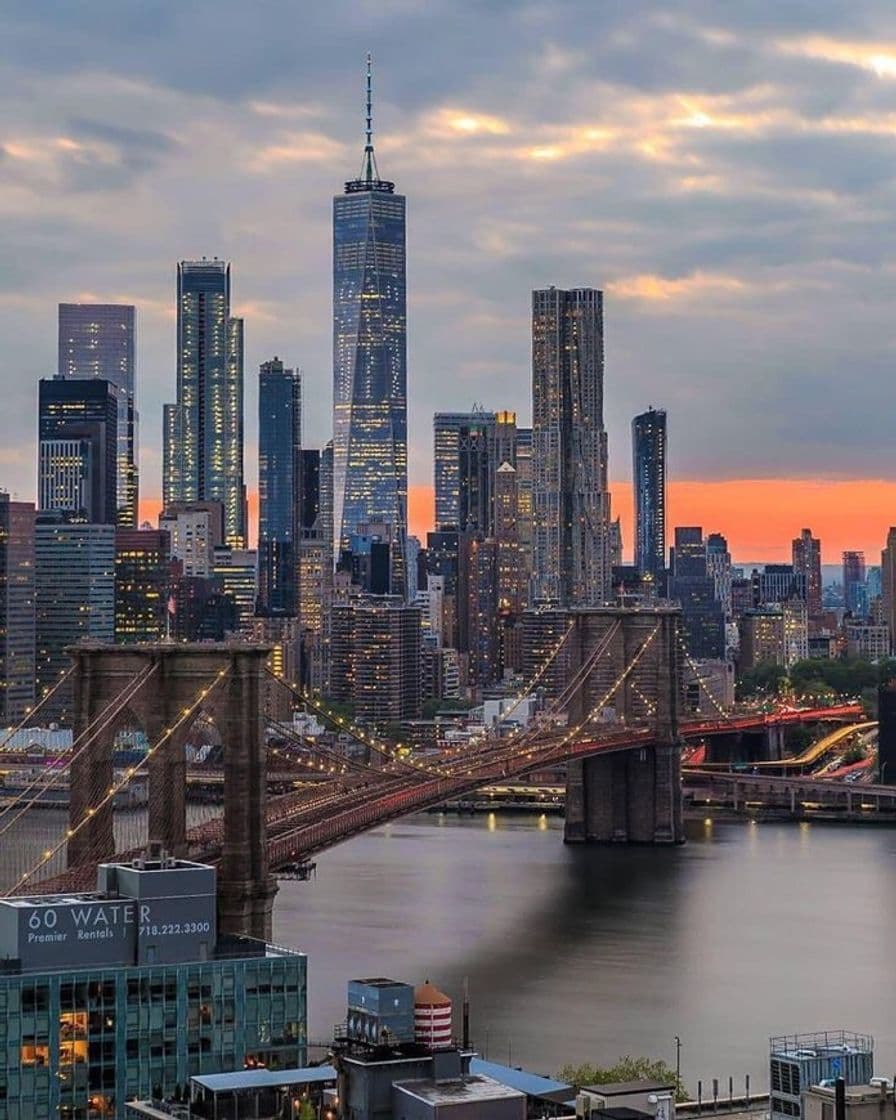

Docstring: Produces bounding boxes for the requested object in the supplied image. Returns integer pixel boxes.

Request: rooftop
[393,1074,525,1106]
[192,1065,337,1093]
[468,1058,573,1100]
[584,1080,676,1096]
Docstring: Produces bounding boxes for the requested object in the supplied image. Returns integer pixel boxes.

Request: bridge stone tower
[523,605,684,844]
[67,643,276,940]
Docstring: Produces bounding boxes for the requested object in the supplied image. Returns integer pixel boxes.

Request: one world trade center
[332,57,408,596]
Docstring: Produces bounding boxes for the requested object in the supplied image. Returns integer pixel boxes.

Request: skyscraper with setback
[532,287,610,605]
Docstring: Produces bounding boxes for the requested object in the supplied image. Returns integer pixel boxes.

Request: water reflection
[274,814,896,1087]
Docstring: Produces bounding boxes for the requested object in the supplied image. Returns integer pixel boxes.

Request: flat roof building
[0,856,306,1120]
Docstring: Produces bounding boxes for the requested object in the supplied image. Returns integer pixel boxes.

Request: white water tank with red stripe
[414,980,453,1049]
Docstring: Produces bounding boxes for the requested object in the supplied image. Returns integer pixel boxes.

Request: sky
[4,1,896,562]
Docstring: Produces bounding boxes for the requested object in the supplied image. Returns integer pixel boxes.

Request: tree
[557,1055,688,1102]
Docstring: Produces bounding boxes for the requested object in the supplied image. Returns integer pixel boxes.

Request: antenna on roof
[362,53,379,185]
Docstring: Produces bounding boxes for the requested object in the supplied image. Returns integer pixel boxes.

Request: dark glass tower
[632,407,666,579]
[163,260,246,547]
[58,303,138,526]
[333,58,407,596]
[258,358,302,616]
[38,377,118,524]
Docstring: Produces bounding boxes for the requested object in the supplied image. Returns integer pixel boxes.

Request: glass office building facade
[58,304,138,527]
[163,261,246,547]
[257,359,302,617]
[332,114,407,597]
[632,407,666,580]
[0,859,306,1120]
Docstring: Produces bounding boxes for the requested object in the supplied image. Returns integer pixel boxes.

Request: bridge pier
[557,607,684,846]
[565,743,683,844]
[66,643,277,941]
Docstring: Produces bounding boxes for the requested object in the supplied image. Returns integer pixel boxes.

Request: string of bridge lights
[0,664,76,757]
[0,663,160,835]
[6,668,231,897]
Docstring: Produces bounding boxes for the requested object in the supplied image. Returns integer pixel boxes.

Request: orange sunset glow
[142,478,896,565]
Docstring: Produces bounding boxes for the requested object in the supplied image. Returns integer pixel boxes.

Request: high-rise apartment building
[258,358,302,616]
[38,377,118,524]
[58,303,138,525]
[329,601,421,720]
[532,287,610,605]
[792,529,822,618]
[843,551,867,615]
[35,513,115,714]
[0,496,35,724]
[632,407,666,580]
[333,62,407,595]
[163,260,246,547]
[114,528,171,643]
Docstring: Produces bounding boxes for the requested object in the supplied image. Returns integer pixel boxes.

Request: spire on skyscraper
[347,53,393,194]
[361,53,377,185]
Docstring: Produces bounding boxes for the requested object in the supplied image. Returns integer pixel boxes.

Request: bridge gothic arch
[67,642,276,939]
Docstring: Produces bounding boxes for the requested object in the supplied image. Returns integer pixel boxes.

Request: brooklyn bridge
[0,606,864,940]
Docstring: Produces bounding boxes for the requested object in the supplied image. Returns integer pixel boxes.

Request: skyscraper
[0,495,35,724]
[843,550,867,615]
[114,527,171,643]
[433,410,495,531]
[670,526,725,660]
[258,359,302,617]
[163,260,246,547]
[38,377,118,524]
[632,407,666,580]
[532,287,610,605]
[333,59,407,596]
[58,303,138,525]
[792,529,822,618]
[881,528,896,653]
[35,513,115,715]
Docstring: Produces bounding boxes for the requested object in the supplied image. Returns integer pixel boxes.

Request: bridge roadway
[684,768,896,818]
[34,702,867,891]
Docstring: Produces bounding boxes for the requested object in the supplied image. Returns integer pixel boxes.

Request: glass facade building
[632,408,666,580]
[0,495,36,724]
[34,514,115,716]
[164,261,246,548]
[0,858,306,1120]
[332,74,407,597]
[258,359,302,617]
[39,378,119,526]
[532,287,611,606]
[114,528,171,644]
[58,304,138,527]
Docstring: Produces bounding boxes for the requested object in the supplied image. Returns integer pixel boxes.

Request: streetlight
[674,1036,681,1090]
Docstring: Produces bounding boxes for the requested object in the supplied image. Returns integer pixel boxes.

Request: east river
[274,813,896,1090]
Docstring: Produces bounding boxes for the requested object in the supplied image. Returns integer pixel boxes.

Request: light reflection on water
[274,813,896,1088]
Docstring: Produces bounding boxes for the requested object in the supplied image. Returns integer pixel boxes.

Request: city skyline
[6,7,896,560]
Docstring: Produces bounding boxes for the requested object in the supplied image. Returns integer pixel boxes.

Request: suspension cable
[0,663,159,837]
[0,665,77,755]
[6,665,231,896]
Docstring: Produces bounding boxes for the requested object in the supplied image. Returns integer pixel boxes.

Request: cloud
[607,271,746,302]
